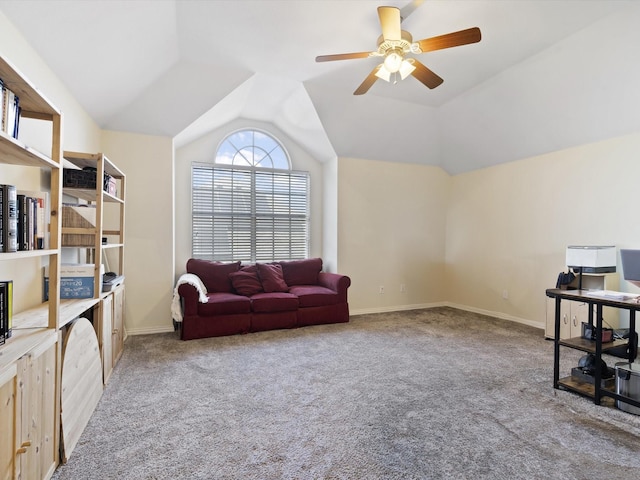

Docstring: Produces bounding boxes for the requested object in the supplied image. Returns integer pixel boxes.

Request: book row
[0,280,12,345]
[0,184,48,252]
[0,77,20,139]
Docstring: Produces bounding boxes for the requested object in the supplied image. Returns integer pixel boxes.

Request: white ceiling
[1,0,639,174]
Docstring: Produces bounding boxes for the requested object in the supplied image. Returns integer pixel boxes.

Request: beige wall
[446,132,640,328]
[338,157,450,314]
[101,130,175,335]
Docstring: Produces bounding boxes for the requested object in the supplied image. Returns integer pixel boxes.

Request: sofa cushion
[280,258,323,286]
[187,259,240,293]
[287,285,340,308]
[257,263,289,293]
[198,292,251,316]
[251,292,299,313]
[229,266,263,296]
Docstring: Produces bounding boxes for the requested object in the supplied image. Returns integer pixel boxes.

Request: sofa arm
[178,283,202,317]
[318,272,351,303]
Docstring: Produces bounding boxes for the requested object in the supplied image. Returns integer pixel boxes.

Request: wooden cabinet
[60,151,127,385]
[61,151,126,298]
[97,284,125,384]
[545,273,619,339]
[0,53,62,479]
[0,331,58,480]
[111,284,125,368]
[0,363,18,480]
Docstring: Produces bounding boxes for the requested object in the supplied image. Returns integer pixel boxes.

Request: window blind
[192,164,309,262]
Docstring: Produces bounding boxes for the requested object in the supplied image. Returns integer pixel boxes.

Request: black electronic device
[103,272,117,283]
[102,272,124,292]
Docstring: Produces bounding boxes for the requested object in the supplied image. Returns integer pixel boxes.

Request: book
[1,78,7,135]
[0,280,12,342]
[19,190,49,249]
[17,194,29,250]
[0,79,20,139]
[0,184,17,252]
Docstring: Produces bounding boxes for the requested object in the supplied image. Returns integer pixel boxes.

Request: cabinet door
[569,301,588,338]
[546,299,587,340]
[111,286,125,367]
[546,298,572,339]
[0,364,17,480]
[17,338,57,480]
[101,294,114,384]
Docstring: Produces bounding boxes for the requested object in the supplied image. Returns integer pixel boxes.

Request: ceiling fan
[315,2,481,95]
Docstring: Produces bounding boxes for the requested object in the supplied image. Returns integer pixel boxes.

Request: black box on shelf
[571,366,615,388]
[63,167,114,193]
[63,168,97,189]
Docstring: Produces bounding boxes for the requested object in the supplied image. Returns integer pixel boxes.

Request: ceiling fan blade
[400,0,425,22]
[315,52,373,62]
[417,27,482,53]
[354,66,380,95]
[411,60,444,89]
[378,6,401,41]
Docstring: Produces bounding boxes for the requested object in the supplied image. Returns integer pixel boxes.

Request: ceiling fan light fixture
[398,59,416,80]
[374,64,392,82]
[383,51,403,73]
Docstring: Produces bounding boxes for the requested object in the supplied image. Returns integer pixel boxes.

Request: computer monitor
[620,249,640,286]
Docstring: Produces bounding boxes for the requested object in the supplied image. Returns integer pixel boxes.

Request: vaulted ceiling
[1,0,639,174]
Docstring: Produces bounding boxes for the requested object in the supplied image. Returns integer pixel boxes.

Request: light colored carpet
[52,307,640,480]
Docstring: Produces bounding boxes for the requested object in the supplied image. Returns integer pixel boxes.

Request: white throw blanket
[171,273,208,323]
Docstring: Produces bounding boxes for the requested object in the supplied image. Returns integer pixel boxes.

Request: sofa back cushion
[280,258,323,286]
[229,265,264,296]
[186,259,240,293]
[257,263,289,293]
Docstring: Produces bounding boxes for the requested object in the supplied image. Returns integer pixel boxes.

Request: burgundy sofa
[177,257,351,340]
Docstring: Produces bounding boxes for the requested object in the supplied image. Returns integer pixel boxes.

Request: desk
[546,288,639,409]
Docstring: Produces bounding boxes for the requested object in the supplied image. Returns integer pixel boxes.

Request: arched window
[216,129,290,169]
[191,129,309,262]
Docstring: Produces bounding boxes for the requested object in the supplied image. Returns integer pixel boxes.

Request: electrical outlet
[502,290,509,300]
[400,284,406,293]
[379,286,385,294]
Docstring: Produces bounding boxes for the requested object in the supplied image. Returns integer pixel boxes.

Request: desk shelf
[557,376,617,407]
[558,336,629,353]
[547,288,639,411]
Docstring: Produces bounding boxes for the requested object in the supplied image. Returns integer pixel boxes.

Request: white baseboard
[442,302,545,330]
[126,325,176,336]
[350,302,447,316]
[351,302,545,331]
[127,304,544,336]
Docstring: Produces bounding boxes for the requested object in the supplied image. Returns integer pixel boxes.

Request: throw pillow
[280,258,323,286]
[186,259,241,293]
[229,268,263,296]
[257,263,289,293]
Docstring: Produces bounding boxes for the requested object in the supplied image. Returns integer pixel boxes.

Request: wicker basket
[61,205,96,247]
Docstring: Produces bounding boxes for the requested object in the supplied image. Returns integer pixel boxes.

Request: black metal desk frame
[546,288,640,409]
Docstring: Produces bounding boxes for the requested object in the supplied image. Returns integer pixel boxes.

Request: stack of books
[1,184,48,252]
[0,77,20,139]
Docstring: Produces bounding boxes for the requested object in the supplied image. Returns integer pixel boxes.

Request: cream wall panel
[338,157,450,313]
[322,155,338,272]
[101,130,174,335]
[446,132,640,328]
[0,11,100,153]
